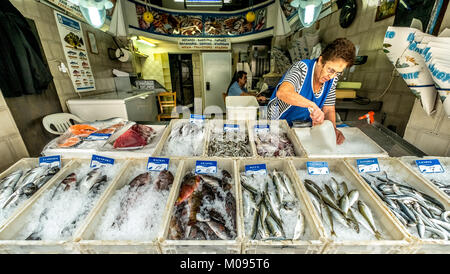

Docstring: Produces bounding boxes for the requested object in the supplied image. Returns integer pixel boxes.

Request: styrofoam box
[226,96,259,121]
[237,159,327,254]
[159,158,242,254]
[74,158,184,254]
[153,119,210,158]
[42,124,168,159]
[0,158,73,231]
[345,158,450,254]
[248,119,307,158]
[292,158,412,254]
[397,156,449,203]
[0,159,128,254]
[294,127,389,158]
[205,119,257,158]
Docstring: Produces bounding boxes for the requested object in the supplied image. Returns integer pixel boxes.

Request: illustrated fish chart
[54,10,96,92]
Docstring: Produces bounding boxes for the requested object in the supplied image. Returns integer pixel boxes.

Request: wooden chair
[157,92,178,121]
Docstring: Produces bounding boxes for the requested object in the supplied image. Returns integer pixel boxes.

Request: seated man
[227,70,266,101]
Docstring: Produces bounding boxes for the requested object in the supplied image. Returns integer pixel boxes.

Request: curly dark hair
[321,38,356,67]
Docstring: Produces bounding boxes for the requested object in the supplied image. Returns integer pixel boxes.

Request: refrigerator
[66,89,164,122]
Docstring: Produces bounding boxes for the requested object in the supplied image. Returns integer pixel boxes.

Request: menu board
[54,10,96,92]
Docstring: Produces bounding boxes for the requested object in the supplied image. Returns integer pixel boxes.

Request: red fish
[175,175,201,206]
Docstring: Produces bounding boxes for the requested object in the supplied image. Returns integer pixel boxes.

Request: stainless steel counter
[343,121,427,157]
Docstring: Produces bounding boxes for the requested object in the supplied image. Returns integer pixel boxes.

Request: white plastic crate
[153,119,210,158]
[247,119,307,158]
[398,156,449,204]
[345,157,450,254]
[292,158,412,254]
[74,158,183,254]
[226,96,259,120]
[0,158,128,254]
[0,158,73,231]
[159,158,242,254]
[237,159,327,254]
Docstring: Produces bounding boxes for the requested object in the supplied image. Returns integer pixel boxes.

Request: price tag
[245,164,267,176]
[254,124,270,133]
[39,155,61,168]
[357,158,381,173]
[190,114,205,125]
[90,154,115,168]
[147,157,170,172]
[415,159,444,174]
[195,160,217,174]
[224,124,240,132]
[307,161,329,175]
[85,133,112,141]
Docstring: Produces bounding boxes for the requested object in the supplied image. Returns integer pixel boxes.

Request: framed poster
[87,31,99,54]
[54,10,96,92]
[375,0,398,21]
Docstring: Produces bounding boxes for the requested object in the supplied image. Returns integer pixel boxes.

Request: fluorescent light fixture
[293,0,323,28]
[137,37,156,47]
[78,0,113,28]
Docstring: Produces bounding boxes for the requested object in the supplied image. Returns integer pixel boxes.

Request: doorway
[169,54,194,111]
[4,18,63,157]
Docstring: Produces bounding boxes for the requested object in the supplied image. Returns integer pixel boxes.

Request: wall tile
[414,132,450,156]
[403,127,419,144]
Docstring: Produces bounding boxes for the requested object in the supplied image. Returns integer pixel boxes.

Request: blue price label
[415,159,444,174]
[39,155,61,168]
[147,157,170,172]
[90,154,115,168]
[85,133,112,141]
[190,114,205,125]
[254,124,270,133]
[307,161,329,175]
[224,124,240,132]
[245,164,267,176]
[195,160,217,174]
[357,158,380,173]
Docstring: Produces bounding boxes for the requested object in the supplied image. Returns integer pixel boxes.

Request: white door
[202,52,232,113]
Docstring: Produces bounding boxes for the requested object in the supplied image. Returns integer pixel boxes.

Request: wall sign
[54,11,96,93]
[178,38,231,50]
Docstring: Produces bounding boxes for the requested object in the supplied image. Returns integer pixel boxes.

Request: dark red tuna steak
[113,128,147,148]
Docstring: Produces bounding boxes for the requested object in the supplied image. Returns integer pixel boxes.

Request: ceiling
[148,0,269,11]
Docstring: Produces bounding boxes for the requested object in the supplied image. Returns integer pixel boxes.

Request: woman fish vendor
[267,38,356,145]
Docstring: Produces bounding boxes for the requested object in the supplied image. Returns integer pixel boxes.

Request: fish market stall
[0,158,71,230]
[345,158,450,254]
[159,158,242,254]
[155,119,209,158]
[248,120,307,158]
[206,120,256,158]
[398,157,450,203]
[237,159,327,254]
[41,119,167,159]
[74,158,182,254]
[293,126,389,158]
[293,158,411,254]
[0,158,128,254]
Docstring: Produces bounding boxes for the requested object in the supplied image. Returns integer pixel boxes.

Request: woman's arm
[276,82,324,124]
[322,105,345,145]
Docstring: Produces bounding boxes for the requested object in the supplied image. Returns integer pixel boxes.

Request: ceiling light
[291,0,324,28]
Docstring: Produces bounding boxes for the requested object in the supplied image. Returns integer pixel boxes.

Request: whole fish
[154,170,174,191]
[204,219,233,240]
[414,211,425,239]
[250,207,260,239]
[339,194,350,216]
[225,191,237,231]
[111,172,152,229]
[281,173,296,196]
[325,185,337,202]
[265,214,284,238]
[292,211,305,240]
[175,175,201,205]
[425,225,448,241]
[347,190,359,208]
[324,203,337,237]
[78,168,106,195]
[0,170,23,204]
[330,177,339,196]
[240,175,259,195]
[14,167,47,192]
[199,174,222,189]
[220,170,233,191]
[358,200,382,240]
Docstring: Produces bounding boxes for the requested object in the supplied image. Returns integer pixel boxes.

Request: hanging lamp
[246,0,256,23]
[290,0,323,28]
[143,0,154,24]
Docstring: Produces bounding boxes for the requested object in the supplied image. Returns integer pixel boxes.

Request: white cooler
[225,96,259,120]
[67,90,162,122]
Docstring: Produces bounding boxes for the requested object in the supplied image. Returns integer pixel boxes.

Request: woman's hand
[309,104,325,125]
[335,128,345,145]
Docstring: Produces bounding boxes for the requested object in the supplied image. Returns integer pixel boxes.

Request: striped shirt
[282,60,338,106]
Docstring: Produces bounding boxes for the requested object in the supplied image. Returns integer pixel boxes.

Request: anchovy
[425,225,448,241]
[397,201,417,224]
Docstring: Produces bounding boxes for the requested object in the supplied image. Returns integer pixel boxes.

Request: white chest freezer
[66,89,163,122]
